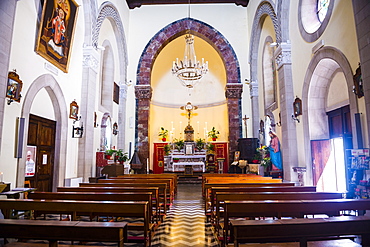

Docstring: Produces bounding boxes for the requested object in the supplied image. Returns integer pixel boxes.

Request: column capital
[83,46,100,73]
[274,42,292,70]
[135,84,152,100]
[249,80,259,97]
[225,83,243,99]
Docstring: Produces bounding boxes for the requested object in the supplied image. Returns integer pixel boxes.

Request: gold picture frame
[6,71,23,103]
[69,100,79,120]
[35,0,79,73]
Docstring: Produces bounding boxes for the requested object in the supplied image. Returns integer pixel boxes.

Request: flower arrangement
[208,127,220,141]
[254,145,271,169]
[173,138,184,152]
[163,144,171,155]
[158,127,168,141]
[195,138,205,151]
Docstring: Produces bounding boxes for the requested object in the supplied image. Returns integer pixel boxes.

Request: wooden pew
[0,219,127,247]
[202,177,284,197]
[78,183,168,214]
[56,186,161,221]
[230,216,370,247]
[204,183,297,215]
[28,191,158,223]
[0,199,152,247]
[116,174,178,194]
[212,192,344,235]
[98,178,175,206]
[222,199,370,246]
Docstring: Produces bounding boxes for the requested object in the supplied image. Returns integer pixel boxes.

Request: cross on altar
[180,102,198,125]
[243,115,249,138]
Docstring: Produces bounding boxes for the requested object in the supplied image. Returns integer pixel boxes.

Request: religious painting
[6,71,23,103]
[25,146,37,177]
[35,0,79,73]
[69,100,79,120]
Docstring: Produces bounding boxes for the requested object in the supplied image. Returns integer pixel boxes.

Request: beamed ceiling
[126,0,250,9]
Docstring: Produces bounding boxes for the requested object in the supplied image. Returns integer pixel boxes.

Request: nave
[151,183,219,247]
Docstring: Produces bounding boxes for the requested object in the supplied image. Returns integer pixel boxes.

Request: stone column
[135,85,152,173]
[117,83,128,150]
[0,0,17,156]
[226,83,243,167]
[274,42,298,181]
[249,80,259,138]
[352,1,370,145]
[78,46,99,181]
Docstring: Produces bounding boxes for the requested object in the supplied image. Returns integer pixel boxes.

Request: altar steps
[177,175,202,184]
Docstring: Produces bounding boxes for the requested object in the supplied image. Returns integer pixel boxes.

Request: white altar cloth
[172,161,205,172]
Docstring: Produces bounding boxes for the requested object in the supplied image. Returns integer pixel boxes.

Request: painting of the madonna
[35,0,79,73]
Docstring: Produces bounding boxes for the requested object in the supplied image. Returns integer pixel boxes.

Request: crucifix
[180,102,198,126]
[242,115,249,138]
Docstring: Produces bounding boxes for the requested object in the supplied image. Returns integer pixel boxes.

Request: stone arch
[302,46,358,184]
[135,17,242,167]
[93,2,128,150]
[18,74,68,189]
[136,17,241,86]
[81,0,98,46]
[249,1,281,138]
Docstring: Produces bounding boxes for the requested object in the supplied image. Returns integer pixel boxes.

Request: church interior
[1,0,370,246]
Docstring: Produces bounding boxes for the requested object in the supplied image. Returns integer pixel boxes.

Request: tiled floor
[151,183,219,247]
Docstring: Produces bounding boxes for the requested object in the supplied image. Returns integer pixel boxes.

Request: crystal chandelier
[172,2,208,88]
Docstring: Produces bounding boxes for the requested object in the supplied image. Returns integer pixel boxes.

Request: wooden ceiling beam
[126,0,249,9]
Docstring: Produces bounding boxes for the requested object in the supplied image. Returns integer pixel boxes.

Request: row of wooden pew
[202,174,370,247]
[0,173,178,247]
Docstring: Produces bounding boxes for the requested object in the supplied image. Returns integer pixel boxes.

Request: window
[317,0,330,23]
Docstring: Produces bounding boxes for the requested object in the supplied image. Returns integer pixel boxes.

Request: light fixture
[72,123,83,138]
[172,0,208,88]
[292,96,302,123]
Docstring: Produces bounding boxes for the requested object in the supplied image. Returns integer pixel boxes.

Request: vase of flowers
[208,127,220,141]
[158,127,168,142]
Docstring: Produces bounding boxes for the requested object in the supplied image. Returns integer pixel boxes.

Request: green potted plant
[163,144,171,156]
[174,138,184,152]
[173,158,180,163]
[158,127,169,142]
[104,149,116,160]
[116,149,129,164]
[206,143,215,153]
[208,127,220,141]
[195,138,205,151]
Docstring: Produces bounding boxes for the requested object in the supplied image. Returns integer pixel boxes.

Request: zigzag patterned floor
[151,183,220,247]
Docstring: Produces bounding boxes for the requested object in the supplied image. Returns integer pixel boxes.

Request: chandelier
[172,34,209,88]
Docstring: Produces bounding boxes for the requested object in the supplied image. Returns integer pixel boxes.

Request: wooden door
[27,114,56,191]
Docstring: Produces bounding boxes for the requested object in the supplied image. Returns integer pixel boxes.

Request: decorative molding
[274,42,291,70]
[249,80,259,97]
[120,83,128,101]
[151,100,227,108]
[225,83,243,99]
[135,85,152,99]
[83,46,100,73]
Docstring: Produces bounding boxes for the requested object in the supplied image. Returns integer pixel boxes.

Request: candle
[197,121,200,136]
[0,172,3,183]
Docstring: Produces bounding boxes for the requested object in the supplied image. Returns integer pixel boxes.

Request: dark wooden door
[27,114,56,191]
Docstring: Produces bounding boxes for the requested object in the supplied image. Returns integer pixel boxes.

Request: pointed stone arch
[18,74,68,189]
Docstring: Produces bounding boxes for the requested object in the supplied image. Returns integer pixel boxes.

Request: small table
[0,187,37,199]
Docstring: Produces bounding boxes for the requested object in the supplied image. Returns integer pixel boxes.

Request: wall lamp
[72,121,84,138]
[292,96,302,123]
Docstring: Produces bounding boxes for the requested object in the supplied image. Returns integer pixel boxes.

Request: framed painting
[69,100,79,120]
[293,97,302,117]
[35,0,79,73]
[6,71,23,103]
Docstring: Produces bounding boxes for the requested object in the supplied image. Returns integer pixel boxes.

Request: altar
[166,154,206,172]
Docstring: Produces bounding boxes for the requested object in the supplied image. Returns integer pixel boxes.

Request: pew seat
[230,216,370,247]
[0,219,127,247]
